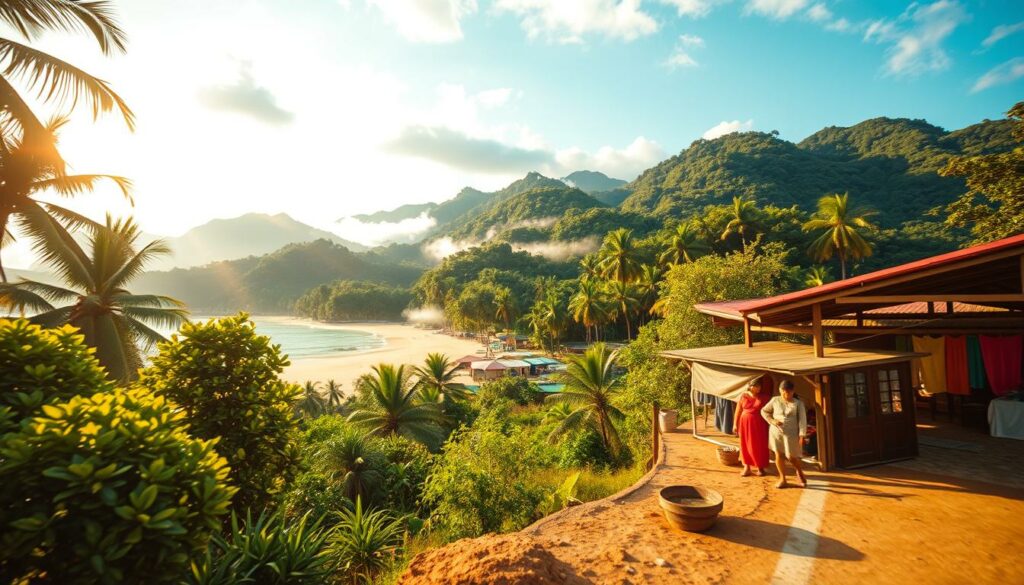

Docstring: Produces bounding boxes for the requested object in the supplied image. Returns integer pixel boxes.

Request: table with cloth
[988,393,1024,440]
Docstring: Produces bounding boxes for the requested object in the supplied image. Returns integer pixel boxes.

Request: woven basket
[716,446,740,467]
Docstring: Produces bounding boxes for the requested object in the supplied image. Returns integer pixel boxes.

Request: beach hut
[662,233,1024,470]
[454,355,487,370]
[523,356,561,376]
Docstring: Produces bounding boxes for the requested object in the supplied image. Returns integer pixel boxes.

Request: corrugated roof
[661,341,926,375]
[497,359,531,368]
[695,233,1024,319]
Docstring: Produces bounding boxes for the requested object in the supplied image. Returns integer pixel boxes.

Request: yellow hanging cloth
[912,335,947,394]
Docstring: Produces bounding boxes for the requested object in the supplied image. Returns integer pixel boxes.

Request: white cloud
[494,0,658,43]
[657,0,722,18]
[972,58,1024,93]
[982,22,1024,49]
[385,125,553,173]
[665,50,699,68]
[366,0,477,43]
[745,0,810,20]
[197,61,294,125]
[864,1,969,76]
[334,212,438,246]
[512,236,599,261]
[552,136,666,181]
[702,119,754,139]
[826,17,851,32]
[678,33,705,47]
[806,3,831,22]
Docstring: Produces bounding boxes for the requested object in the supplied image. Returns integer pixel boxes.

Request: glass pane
[879,381,889,393]
[856,372,866,383]
[893,399,902,413]
[881,402,891,414]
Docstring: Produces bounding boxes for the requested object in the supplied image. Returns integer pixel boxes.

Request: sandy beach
[281,322,484,389]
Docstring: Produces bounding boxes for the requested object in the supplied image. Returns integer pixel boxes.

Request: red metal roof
[696,233,1024,318]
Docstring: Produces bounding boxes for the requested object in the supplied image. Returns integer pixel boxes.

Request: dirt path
[401,420,1024,584]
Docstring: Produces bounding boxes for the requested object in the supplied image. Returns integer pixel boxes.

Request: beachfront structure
[663,234,1024,471]
[523,356,561,376]
[470,358,532,381]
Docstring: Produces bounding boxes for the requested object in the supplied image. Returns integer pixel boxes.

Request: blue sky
[12,0,1024,257]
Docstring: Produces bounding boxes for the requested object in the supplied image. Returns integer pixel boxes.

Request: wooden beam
[743,317,753,347]
[946,301,954,314]
[836,294,1024,304]
[927,301,935,315]
[812,303,824,358]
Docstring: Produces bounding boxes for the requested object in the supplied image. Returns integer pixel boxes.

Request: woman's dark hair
[780,380,795,392]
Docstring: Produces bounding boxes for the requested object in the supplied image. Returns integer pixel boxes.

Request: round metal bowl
[658,485,724,532]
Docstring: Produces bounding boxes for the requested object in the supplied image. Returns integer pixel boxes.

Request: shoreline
[279,320,483,389]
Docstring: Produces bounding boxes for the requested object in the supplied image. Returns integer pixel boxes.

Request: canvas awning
[691,362,765,401]
[470,360,505,371]
[661,341,925,376]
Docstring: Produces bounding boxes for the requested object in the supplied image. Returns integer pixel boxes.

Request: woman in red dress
[734,375,771,477]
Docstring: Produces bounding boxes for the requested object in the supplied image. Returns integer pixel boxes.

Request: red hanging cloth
[979,336,1023,396]
[944,336,970,395]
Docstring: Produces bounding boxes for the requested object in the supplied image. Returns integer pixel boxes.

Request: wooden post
[946,301,953,314]
[743,316,753,348]
[1020,254,1024,293]
[812,303,824,358]
[650,401,660,471]
[927,302,935,316]
[812,374,830,471]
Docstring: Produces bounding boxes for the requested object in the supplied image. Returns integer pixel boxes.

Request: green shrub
[422,420,545,538]
[0,388,234,583]
[376,436,432,514]
[558,428,615,470]
[330,497,405,585]
[188,510,334,585]
[137,313,303,511]
[283,470,351,523]
[476,376,541,409]
[0,319,113,433]
[317,428,387,506]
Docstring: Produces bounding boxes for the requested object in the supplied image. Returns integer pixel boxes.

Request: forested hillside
[621,118,1015,222]
[136,239,420,313]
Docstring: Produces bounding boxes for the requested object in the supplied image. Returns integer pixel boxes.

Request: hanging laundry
[979,336,1023,396]
[966,335,988,390]
[944,336,970,395]
[912,336,947,394]
[714,396,735,434]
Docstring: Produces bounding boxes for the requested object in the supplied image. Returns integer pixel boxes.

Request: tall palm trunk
[839,248,848,280]
[622,303,632,340]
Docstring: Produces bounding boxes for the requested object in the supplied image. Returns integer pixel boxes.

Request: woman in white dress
[760,379,807,488]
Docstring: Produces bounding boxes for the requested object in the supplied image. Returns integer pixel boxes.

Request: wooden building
[662,234,1024,470]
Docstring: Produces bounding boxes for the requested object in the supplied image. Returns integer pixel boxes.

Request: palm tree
[802,193,877,279]
[604,280,640,340]
[542,401,574,425]
[493,286,516,331]
[0,216,187,381]
[414,352,469,402]
[578,254,600,282]
[635,264,663,321]
[536,293,567,351]
[569,279,606,343]
[720,196,762,246]
[324,379,345,412]
[318,432,384,503]
[547,342,625,457]
[804,265,833,288]
[347,364,446,448]
[298,381,326,417]
[0,116,131,281]
[659,222,708,266]
[597,228,642,284]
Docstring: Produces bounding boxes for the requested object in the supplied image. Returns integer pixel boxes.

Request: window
[842,371,869,418]
[877,368,903,414]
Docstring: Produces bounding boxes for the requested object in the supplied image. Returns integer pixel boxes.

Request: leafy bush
[329,497,405,585]
[283,470,351,523]
[558,428,615,470]
[0,388,234,584]
[137,314,303,511]
[376,436,432,514]
[476,376,542,408]
[0,319,113,433]
[188,511,333,585]
[422,420,545,538]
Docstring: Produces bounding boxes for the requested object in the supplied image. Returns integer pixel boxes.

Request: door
[834,370,879,467]
[832,362,917,468]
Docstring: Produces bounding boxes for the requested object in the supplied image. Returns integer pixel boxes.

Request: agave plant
[188,510,334,585]
[330,497,405,585]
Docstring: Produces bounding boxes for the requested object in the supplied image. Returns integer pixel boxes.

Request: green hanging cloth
[966,335,988,390]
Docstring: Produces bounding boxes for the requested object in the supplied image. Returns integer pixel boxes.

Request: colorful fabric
[967,336,988,390]
[979,336,1023,396]
[913,336,947,394]
[737,386,771,468]
[714,396,735,434]
[944,336,970,395]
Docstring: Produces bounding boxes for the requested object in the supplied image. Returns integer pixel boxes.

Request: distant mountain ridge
[150,213,367,270]
[561,170,627,194]
[621,117,1016,223]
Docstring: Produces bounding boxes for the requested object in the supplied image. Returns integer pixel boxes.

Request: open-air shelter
[662,233,1024,471]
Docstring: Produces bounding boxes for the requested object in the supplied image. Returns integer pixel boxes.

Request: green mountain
[561,170,627,193]
[445,185,605,240]
[150,213,367,270]
[621,117,1016,224]
[136,239,420,313]
[352,202,437,223]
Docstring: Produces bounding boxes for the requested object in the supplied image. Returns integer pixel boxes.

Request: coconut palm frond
[0,0,127,54]
[0,281,54,313]
[16,203,93,289]
[0,37,134,127]
[33,174,133,204]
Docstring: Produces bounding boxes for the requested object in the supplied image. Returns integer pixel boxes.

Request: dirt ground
[400,415,1024,585]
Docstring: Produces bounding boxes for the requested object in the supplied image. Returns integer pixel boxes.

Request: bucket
[659,409,678,432]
